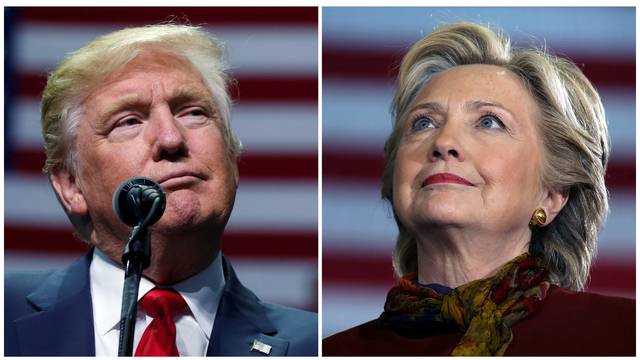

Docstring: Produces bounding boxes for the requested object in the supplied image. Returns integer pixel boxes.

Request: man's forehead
[93,48,207,93]
[90,82,215,129]
[91,64,213,105]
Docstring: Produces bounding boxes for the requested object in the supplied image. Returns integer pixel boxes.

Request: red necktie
[135,288,187,356]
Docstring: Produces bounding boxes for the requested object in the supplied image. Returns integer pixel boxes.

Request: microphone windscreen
[113,176,166,226]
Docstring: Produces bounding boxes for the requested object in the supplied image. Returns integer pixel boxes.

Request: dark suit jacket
[323,285,635,356]
[5,250,317,356]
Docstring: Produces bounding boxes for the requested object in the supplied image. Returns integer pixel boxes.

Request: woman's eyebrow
[410,102,446,113]
[464,100,515,118]
[410,101,515,117]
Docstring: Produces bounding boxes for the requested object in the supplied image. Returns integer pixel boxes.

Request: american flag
[4,7,318,311]
[322,7,635,337]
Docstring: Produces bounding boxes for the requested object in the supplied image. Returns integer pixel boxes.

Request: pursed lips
[155,171,204,187]
[422,173,474,187]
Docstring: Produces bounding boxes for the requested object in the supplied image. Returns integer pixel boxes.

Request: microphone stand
[117,200,159,356]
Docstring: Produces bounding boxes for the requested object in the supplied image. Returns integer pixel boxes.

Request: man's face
[72,51,238,247]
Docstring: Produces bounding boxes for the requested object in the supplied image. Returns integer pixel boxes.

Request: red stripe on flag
[323,253,635,292]
[10,148,317,180]
[5,225,317,258]
[229,76,318,103]
[323,254,396,287]
[237,153,317,179]
[18,7,317,26]
[323,48,401,85]
[323,152,635,191]
[587,258,636,292]
[323,48,635,89]
[15,72,317,103]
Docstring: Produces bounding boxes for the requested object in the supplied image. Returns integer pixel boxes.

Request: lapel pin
[251,339,272,355]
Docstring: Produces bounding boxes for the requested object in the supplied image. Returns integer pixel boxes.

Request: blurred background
[4,7,318,311]
[323,7,635,337]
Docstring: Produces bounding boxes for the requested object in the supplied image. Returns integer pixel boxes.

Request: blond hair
[382,23,609,291]
[41,24,242,176]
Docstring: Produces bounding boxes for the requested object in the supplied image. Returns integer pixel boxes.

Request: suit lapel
[207,256,290,356]
[13,251,96,356]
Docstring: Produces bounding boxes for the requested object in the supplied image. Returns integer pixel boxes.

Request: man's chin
[150,192,232,235]
[151,212,203,234]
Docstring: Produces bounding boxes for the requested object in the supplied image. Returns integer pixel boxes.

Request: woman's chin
[409,206,471,229]
[410,195,468,218]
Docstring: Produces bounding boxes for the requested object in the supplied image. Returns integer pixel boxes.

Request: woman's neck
[415,226,531,288]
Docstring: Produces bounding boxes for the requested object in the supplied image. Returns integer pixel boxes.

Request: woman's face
[392,64,545,237]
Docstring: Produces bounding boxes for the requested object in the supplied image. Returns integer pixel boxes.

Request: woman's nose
[428,123,465,162]
[147,107,188,161]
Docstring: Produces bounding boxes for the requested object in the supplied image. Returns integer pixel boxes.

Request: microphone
[112,176,166,227]
[113,177,166,356]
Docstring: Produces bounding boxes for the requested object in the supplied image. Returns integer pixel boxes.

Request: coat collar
[207,256,290,356]
[14,250,290,356]
[14,250,96,356]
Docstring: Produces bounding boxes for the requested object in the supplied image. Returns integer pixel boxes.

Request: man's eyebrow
[168,86,216,111]
[96,95,149,126]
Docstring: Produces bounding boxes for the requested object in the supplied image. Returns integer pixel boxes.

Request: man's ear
[229,157,239,189]
[539,188,569,225]
[49,166,88,216]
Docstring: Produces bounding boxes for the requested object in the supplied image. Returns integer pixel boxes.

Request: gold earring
[529,208,547,226]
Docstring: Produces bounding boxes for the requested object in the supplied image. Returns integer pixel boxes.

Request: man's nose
[147,107,188,161]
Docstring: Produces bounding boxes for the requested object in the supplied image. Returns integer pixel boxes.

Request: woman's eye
[411,117,435,132]
[479,115,505,129]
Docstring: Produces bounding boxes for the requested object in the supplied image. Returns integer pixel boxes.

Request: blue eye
[411,117,435,132]
[479,114,505,129]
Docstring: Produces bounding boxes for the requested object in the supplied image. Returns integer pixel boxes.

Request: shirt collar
[89,248,225,340]
[172,251,225,341]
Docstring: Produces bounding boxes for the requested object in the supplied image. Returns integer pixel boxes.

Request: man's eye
[189,109,207,116]
[181,107,209,118]
[411,116,435,132]
[178,107,211,129]
[116,118,141,127]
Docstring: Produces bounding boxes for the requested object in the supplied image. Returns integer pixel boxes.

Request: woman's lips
[422,173,474,187]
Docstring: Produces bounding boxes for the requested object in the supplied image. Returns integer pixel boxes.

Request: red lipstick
[423,173,474,187]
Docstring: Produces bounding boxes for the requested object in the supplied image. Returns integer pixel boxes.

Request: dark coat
[323,285,635,356]
[6,251,317,356]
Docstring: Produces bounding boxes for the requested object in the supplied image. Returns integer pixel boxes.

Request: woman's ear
[539,188,569,225]
[49,166,88,216]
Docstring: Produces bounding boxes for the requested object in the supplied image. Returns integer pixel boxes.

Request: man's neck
[92,229,221,285]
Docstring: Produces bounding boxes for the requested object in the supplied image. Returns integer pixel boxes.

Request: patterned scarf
[380,253,551,356]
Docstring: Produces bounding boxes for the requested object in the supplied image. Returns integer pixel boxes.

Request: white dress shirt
[90,248,225,356]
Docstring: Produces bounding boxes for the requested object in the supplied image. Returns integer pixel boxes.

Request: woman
[323,22,634,356]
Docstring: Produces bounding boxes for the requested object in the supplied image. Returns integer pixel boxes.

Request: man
[5,24,317,356]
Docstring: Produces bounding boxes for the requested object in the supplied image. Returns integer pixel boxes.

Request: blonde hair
[382,23,609,291]
[41,23,242,176]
